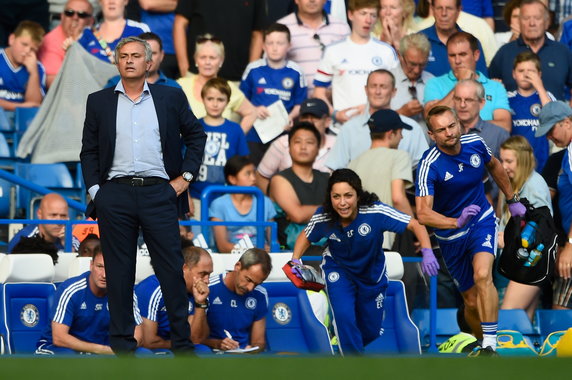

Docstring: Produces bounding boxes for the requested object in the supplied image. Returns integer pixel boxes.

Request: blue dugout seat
[263,281,334,355]
[537,309,572,341]
[0,254,56,354]
[364,280,421,354]
[13,107,39,151]
[412,308,460,348]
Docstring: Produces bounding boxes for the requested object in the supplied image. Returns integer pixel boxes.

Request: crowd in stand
[0,0,572,355]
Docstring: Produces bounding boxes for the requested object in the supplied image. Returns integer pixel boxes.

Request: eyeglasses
[402,57,427,69]
[64,9,92,19]
[408,86,417,100]
[196,35,222,45]
[313,34,325,51]
[452,96,479,104]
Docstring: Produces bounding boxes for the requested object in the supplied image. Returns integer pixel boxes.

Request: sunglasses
[313,34,325,51]
[64,9,92,18]
[196,35,222,44]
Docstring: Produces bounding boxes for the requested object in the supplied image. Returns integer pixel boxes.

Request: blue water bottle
[521,221,538,248]
[524,243,544,267]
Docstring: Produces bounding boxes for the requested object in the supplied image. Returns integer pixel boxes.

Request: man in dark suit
[80,36,206,354]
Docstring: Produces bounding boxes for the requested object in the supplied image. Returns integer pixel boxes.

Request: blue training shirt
[508,90,555,172]
[206,273,268,348]
[135,274,194,341]
[38,271,142,348]
[0,48,46,102]
[77,20,150,62]
[240,58,307,143]
[558,144,572,233]
[416,134,494,239]
[305,201,410,284]
[190,118,249,198]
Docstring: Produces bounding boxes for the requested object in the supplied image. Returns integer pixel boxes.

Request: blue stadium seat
[0,108,11,132]
[13,107,39,150]
[263,281,334,355]
[364,280,421,354]
[14,163,79,218]
[0,177,14,218]
[412,308,460,348]
[537,309,572,341]
[0,254,56,354]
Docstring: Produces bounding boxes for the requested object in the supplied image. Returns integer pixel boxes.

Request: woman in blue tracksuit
[290,169,435,354]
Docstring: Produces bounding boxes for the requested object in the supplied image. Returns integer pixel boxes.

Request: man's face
[295,0,326,17]
[232,263,267,296]
[365,72,395,110]
[147,39,164,75]
[61,0,93,39]
[89,253,106,292]
[448,40,479,77]
[116,41,151,80]
[520,2,547,42]
[37,197,69,242]
[428,111,462,149]
[183,255,213,293]
[289,128,319,165]
[432,0,460,32]
[348,7,378,39]
[546,118,572,147]
[7,33,40,65]
[78,238,100,257]
[299,113,330,134]
[452,82,483,126]
[401,47,428,82]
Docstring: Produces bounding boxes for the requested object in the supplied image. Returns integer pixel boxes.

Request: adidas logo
[80,302,87,310]
[444,171,454,181]
[328,233,341,242]
[341,58,348,64]
[258,77,267,84]
[213,297,222,305]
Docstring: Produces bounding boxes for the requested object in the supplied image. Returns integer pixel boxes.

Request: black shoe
[468,346,499,357]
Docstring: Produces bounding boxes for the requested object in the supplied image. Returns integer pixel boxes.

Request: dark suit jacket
[80,83,207,219]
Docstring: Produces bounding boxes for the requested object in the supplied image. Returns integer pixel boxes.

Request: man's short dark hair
[288,121,322,146]
[446,31,480,53]
[238,248,272,277]
[426,105,458,131]
[138,31,163,51]
[366,69,395,89]
[182,245,209,268]
[263,23,291,42]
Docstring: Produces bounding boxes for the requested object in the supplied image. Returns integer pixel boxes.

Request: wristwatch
[194,300,209,309]
[182,172,193,182]
[506,193,520,204]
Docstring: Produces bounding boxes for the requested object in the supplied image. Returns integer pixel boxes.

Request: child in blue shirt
[0,21,46,111]
[191,77,249,219]
[508,51,555,172]
[240,23,307,164]
[209,155,276,253]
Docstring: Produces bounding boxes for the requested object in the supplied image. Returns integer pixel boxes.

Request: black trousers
[95,180,193,353]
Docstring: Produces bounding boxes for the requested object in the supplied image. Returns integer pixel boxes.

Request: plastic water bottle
[521,221,538,248]
[524,244,544,267]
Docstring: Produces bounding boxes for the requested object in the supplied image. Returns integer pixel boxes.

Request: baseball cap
[536,101,572,137]
[299,98,329,118]
[367,109,412,133]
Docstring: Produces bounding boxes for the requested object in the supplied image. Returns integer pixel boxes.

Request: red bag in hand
[282,261,325,292]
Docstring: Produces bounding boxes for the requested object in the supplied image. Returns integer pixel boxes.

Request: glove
[456,205,481,228]
[421,248,440,277]
[508,201,526,218]
[290,258,304,280]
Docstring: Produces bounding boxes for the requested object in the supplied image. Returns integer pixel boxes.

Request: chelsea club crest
[470,154,481,168]
[20,304,39,327]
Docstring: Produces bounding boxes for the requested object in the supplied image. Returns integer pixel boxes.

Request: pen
[224,329,233,340]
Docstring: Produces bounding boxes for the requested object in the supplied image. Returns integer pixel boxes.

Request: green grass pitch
[1,356,571,380]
